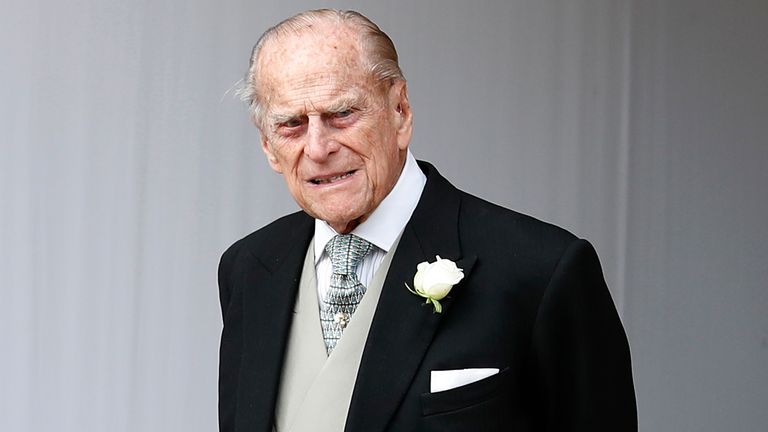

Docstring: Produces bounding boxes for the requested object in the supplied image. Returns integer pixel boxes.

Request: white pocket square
[430,367,500,393]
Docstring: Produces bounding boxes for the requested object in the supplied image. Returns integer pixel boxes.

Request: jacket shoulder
[220,211,311,270]
[457,191,577,251]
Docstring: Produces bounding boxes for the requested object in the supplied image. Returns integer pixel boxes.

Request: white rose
[413,255,464,301]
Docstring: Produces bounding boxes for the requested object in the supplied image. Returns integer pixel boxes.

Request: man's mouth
[309,170,356,185]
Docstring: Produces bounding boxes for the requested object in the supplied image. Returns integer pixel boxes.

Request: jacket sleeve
[218,244,241,432]
[530,239,637,431]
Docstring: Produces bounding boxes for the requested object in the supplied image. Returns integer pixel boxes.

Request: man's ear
[391,80,413,151]
[260,135,283,173]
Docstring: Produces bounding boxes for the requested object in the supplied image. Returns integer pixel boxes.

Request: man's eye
[334,109,353,118]
[283,118,303,128]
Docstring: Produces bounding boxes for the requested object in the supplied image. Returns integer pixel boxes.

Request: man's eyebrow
[268,112,298,125]
[325,93,368,113]
[266,91,369,125]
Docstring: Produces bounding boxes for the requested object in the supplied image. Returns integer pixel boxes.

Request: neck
[331,218,362,234]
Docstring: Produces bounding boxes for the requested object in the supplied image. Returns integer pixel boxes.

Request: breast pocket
[420,366,512,417]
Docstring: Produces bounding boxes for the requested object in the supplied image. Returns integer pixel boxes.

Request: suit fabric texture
[218,161,637,432]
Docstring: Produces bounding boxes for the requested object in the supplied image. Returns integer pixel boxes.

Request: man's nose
[304,116,340,162]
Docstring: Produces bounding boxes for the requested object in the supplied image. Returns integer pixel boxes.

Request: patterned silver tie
[320,234,373,355]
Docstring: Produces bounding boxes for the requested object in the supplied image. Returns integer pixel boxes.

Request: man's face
[256,25,412,234]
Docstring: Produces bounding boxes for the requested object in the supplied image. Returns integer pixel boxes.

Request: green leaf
[432,299,442,313]
[405,282,418,296]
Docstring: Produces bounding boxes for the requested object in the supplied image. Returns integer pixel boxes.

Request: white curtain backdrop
[1,1,766,431]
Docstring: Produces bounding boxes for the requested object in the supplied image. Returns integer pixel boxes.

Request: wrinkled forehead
[256,24,373,97]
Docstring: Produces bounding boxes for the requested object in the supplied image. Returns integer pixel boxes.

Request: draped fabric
[1,1,766,431]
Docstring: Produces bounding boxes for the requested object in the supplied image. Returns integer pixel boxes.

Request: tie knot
[325,234,373,276]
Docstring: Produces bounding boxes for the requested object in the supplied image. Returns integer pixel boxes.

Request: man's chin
[301,197,366,226]
[312,211,367,234]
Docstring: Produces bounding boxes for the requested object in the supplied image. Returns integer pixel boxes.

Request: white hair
[236,9,405,129]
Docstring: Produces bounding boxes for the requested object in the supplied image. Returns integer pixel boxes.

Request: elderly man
[218,9,636,432]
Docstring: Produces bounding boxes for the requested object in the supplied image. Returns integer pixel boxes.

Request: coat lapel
[345,162,477,432]
[236,213,314,432]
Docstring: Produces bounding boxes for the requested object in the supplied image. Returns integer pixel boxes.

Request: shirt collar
[314,151,426,263]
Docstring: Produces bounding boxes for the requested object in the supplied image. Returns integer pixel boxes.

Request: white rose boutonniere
[406,255,464,313]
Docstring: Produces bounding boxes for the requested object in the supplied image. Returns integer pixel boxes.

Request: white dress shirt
[314,151,426,305]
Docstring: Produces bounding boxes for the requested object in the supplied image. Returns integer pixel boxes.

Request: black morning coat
[218,161,637,432]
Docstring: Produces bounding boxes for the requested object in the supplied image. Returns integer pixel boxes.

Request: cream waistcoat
[274,237,400,432]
